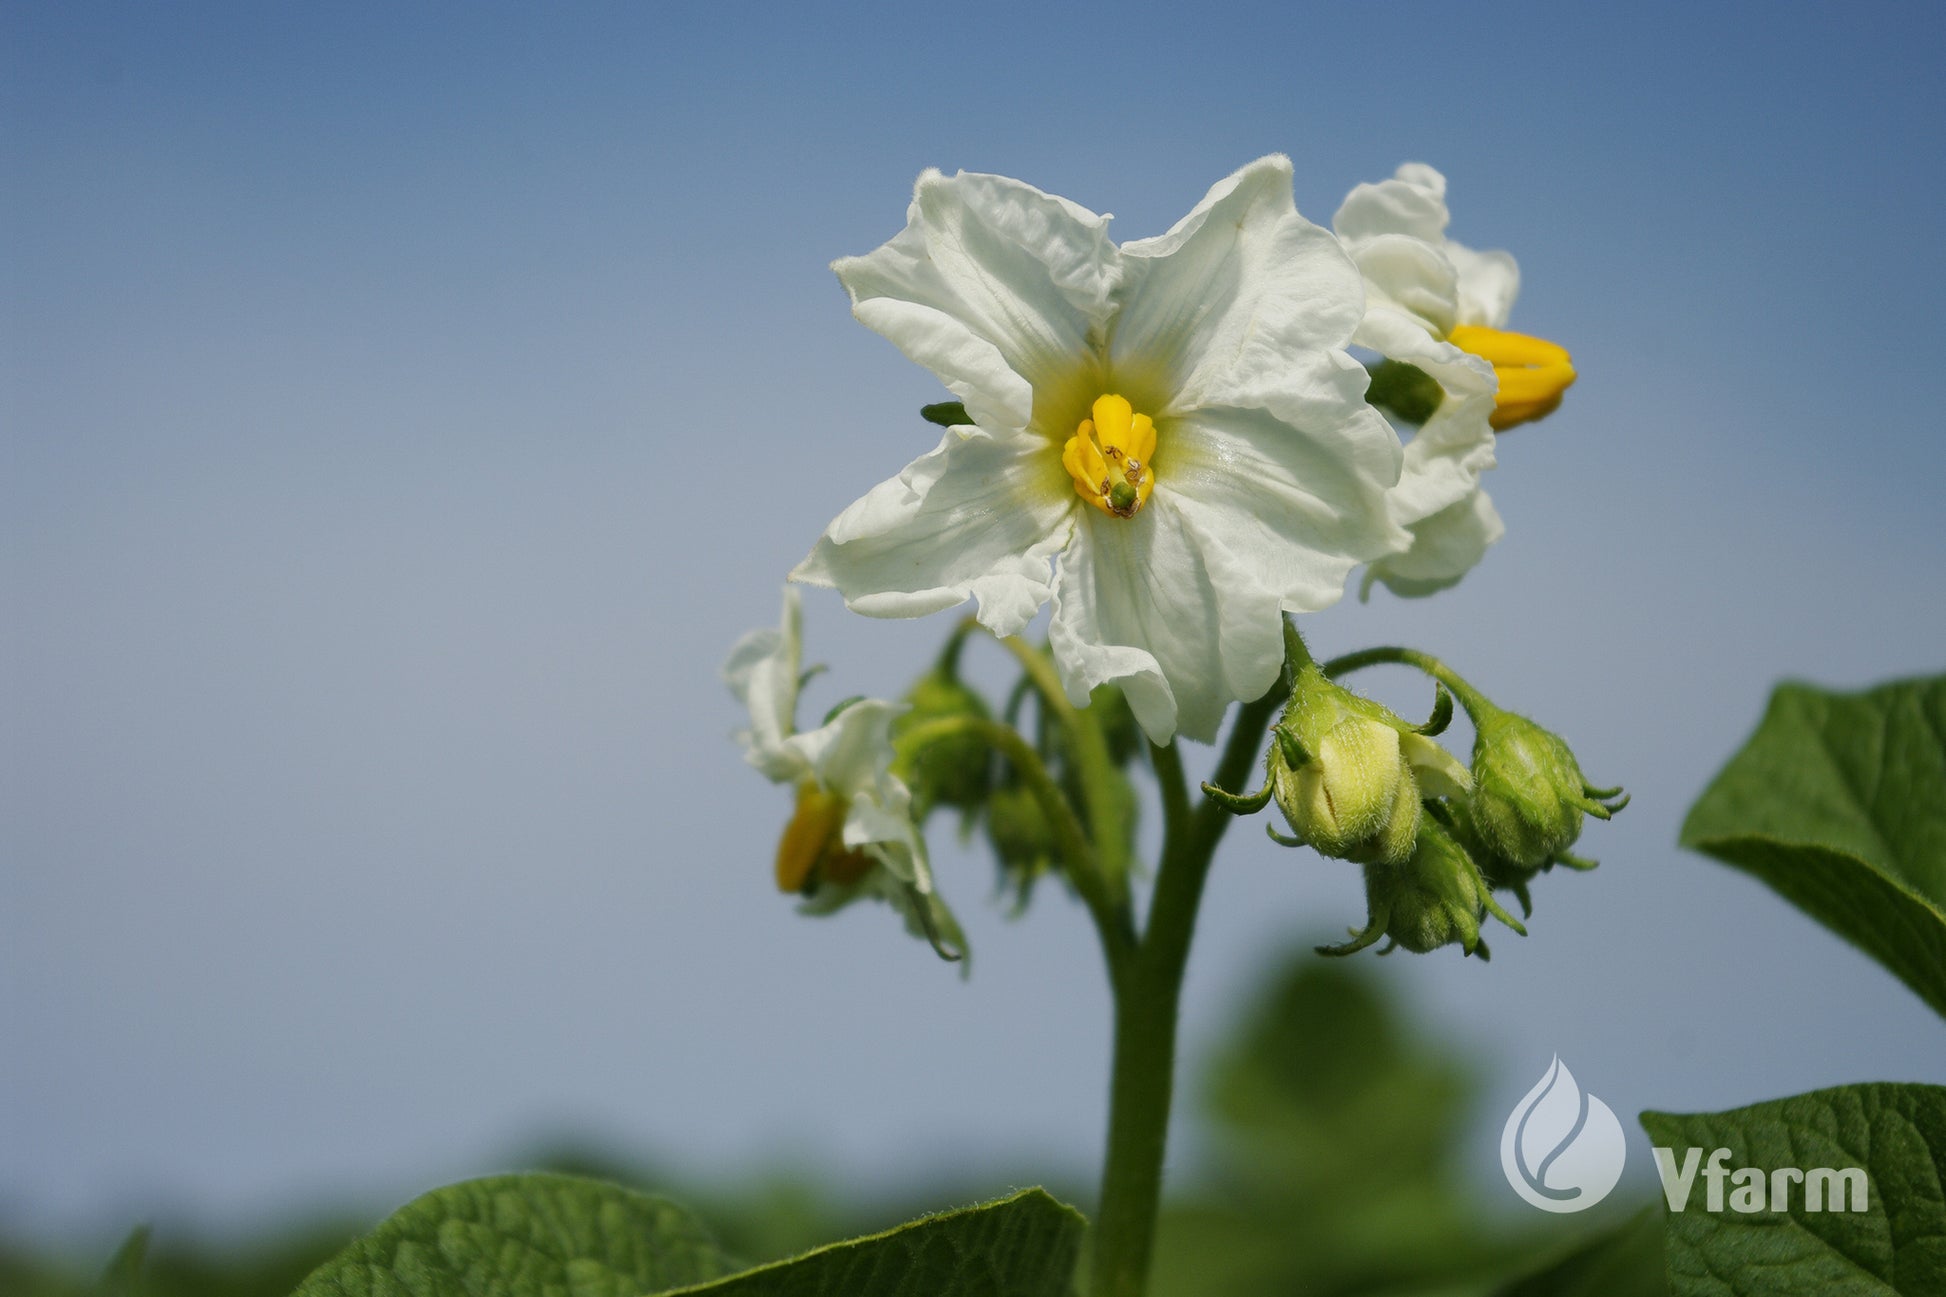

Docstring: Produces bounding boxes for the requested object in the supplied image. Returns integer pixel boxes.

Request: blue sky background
[5,0,1945,1244]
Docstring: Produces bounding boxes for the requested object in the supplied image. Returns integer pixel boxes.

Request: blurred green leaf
[920,401,969,427]
[1641,1083,1946,1296]
[661,1188,1083,1297]
[1149,956,1556,1296]
[99,1226,151,1296]
[1682,675,1946,1017]
[289,1173,738,1296]
[1492,1207,1666,1297]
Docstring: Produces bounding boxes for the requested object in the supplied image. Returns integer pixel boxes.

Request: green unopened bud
[1321,817,1525,959]
[984,782,1056,909]
[893,667,992,815]
[1468,705,1628,872]
[1267,664,1470,866]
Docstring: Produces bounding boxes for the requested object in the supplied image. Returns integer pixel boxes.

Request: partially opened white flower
[792,157,1408,745]
[1334,163,1576,596]
[723,588,964,960]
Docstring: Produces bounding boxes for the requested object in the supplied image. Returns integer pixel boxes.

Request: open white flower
[723,588,964,960]
[1334,163,1575,596]
[791,157,1408,745]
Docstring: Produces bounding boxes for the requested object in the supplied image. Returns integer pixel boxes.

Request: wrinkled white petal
[1334,164,1450,244]
[1049,497,1285,745]
[1165,400,1409,613]
[792,426,1074,637]
[784,697,904,799]
[1346,235,1458,336]
[1115,156,1367,414]
[1356,313,1498,532]
[1448,242,1520,329]
[835,169,1121,435]
[722,588,806,783]
[1365,488,1506,598]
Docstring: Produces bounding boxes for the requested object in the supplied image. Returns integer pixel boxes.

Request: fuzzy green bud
[892,669,992,815]
[1468,706,1628,871]
[1322,817,1525,959]
[1269,664,1470,866]
[984,781,1057,892]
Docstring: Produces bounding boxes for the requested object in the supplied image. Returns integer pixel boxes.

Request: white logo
[1500,1055,1627,1212]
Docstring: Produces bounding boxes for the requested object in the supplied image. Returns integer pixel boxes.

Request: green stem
[1089,683,1284,1297]
[1321,644,1494,719]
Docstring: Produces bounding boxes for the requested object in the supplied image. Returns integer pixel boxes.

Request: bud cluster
[1204,630,1626,959]
[886,630,1143,913]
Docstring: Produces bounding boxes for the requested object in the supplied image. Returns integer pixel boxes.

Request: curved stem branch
[1321,644,1494,719]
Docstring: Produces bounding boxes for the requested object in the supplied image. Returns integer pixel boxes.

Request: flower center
[775,781,874,893]
[1062,394,1157,519]
[1447,325,1577,431]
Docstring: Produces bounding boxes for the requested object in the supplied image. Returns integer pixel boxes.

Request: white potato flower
[1334,163,1576,596]
[723,588,964,959]
[792,157,1409,745]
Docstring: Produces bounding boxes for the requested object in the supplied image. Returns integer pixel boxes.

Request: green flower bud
[1266,664,1470,866]
[1468,705,1628,872]
[892,668,993,815]
[1321,817,1525,959]
[984,782,1057,909]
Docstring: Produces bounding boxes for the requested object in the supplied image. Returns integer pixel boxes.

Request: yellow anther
[775,782,874,892]
[1449,324,1577,431]
[1062,394,1157,518]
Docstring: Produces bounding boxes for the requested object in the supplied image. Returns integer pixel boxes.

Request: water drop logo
[1499,1055,1627,1212]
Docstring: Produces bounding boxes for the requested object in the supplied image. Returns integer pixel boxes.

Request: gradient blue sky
[5,0,1945,1244]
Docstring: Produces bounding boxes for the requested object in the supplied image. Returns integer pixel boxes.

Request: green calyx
[1364,359,1445,427]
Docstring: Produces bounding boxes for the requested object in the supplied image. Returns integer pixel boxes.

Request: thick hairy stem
[1089,681,1285,1297]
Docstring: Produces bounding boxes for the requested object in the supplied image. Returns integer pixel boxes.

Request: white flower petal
[1165,400,1410,611]
[1333,164,1450,245]
[1347,234,1458,335]
[784,696,904,799]
[835,169,1121,433]
[1354,314,1498,531]
[1366,488,1506,598]
[1048,497,1285,745]
[792,426,1073,637]
[1114,156,1366,413]
[722,587,805,783]
[1448,241,1520,329]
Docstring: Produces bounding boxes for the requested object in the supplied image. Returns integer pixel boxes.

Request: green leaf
[1641,1083,1946,1296]
[1493,1207,1667,1297]
[100,1226,152,1297]
[1681,675,1946,1017]
[660,1189,1081,1297]
[289,1173,738,1296]
[920,401,969,428]
[1149,957,1554,1296]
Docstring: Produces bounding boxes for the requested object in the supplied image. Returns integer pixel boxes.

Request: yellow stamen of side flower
[1062,394,1157,519]
[775,782,874,893]
[1448,324,1578,431]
